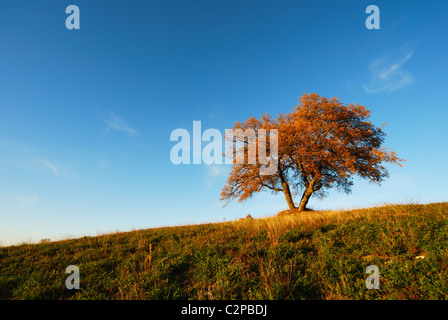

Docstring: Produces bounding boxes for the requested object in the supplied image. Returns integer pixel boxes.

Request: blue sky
[1,0,447,246]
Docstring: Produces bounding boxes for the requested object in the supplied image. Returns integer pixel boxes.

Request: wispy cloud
[0,194,38,210]
[37,159,76,179]
[39,159,61,176]
[363,49,414,93]
[208,164,226,178]
[105,112,138,135]
[14,195,38,210]
[205,164,230,187]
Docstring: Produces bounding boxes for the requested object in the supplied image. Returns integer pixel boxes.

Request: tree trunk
[298,187,313,211]
[298,176,318,211]
[278,164,296,210]
[282,186,296,210]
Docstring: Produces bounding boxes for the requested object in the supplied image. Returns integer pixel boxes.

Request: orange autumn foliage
[220,93,405,212]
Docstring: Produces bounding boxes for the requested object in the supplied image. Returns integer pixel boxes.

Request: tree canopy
[220,93,405,212]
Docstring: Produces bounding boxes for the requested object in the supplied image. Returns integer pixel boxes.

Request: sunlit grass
[1,202,447,299]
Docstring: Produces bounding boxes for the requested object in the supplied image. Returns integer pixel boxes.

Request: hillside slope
[1,202,448,299]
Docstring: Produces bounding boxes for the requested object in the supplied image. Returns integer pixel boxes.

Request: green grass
[1,202,448,300]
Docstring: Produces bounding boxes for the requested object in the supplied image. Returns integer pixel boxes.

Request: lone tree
[220,93,404,212]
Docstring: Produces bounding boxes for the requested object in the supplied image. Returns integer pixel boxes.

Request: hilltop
[1,202,447,299]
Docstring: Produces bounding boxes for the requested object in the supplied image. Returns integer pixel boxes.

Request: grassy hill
[1,202,448,300]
